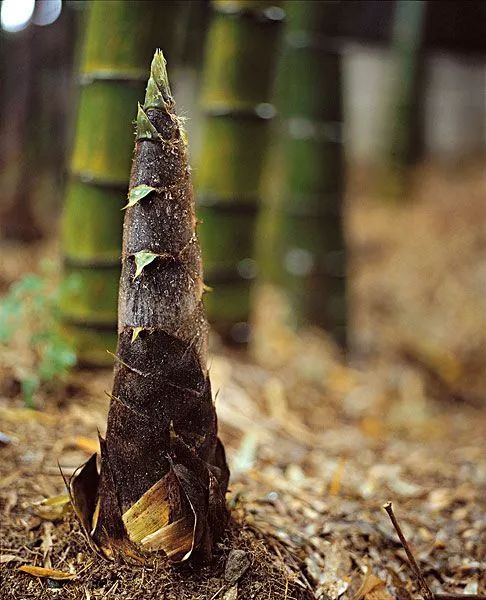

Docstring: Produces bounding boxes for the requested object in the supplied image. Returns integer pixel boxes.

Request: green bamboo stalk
[60,1,180,366]
[382,0,427,195]
[70,51,229,564]
[196,0,284,343]
[259,0,347,345]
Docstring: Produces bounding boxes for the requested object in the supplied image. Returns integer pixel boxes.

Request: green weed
[0,262,78,407]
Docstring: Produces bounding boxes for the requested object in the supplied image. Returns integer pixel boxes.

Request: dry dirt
[0,164,485,599]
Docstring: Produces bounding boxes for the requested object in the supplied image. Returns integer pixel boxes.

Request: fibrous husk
[69,430,228,562]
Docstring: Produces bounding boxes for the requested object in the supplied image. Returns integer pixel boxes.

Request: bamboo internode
[259,0,347,345]
[196,0,284,342]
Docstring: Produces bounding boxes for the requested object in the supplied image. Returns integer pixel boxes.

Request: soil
[0,164,485,599]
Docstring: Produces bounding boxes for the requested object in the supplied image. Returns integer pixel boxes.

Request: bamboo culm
[196,0,284,343]
[70,51,229,564]
[259,0,347,345]
[382,0,427,192]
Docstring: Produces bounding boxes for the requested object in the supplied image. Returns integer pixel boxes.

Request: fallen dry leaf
[366,583,393,600]
[329,458,347,496]
[223,585,238,600]
[3,489,17,516]
[0,407,56,425]
[40,522,54,560]
[71,437,99,454]
[33,493,71,521]
[305,542,351,599]
[17,565,77,580]
[353,573,393,600]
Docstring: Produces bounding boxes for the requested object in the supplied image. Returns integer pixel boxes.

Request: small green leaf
[133,251,158,279]
[144,77,166,111]
[123,185,157,210]
[0,268,77,405]
[136,103,159,140]
[131,327,144,343]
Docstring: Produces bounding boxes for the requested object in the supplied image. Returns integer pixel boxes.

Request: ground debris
[17,564,77,580]
[224,549,250,585]
[0,165,485,598]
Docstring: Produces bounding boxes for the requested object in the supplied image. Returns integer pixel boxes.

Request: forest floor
[0,164,485,599]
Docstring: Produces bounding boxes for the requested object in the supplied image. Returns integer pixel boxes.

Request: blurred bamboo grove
[257,0,347,345]
[381,0,427,196]
[195,0,284,344]
[0,1,78,240]
[0,0,485,364]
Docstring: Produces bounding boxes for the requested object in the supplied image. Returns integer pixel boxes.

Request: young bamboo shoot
[70,51,229,564]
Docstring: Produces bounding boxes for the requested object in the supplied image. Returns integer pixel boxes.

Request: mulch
[0,164,485,599]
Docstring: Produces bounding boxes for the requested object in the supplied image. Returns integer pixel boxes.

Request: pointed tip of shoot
[144,49,174,111]
[151,49,169,87]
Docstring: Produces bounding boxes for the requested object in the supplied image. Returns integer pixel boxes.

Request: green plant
[0,263,77,406]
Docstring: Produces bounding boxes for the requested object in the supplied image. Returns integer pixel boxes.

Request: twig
[383,502,486,600]
[383,501,434,600]
[208,585,224,600]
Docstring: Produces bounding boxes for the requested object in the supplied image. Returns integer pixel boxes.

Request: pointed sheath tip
[144,49,174,111]
[151,49,167,78]
[136,103,159,140]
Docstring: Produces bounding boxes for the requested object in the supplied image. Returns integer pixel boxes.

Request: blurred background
[0,0,485,403]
